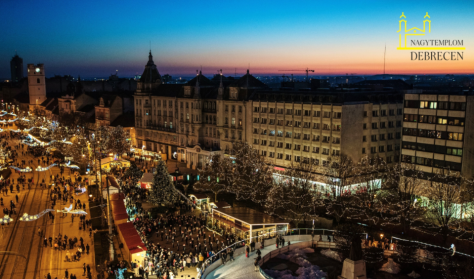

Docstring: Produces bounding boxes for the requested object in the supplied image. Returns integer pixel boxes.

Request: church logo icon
[396,12,465,50]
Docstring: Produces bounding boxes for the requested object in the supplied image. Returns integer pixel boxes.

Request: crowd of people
[111,169,245,279]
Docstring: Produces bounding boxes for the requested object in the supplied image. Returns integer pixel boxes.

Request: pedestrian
[83,263,86,275]
[254,255,261,272]
[65,269,69,279]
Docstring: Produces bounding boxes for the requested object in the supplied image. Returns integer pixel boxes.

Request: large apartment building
[134,52,405,176]
[249,92,403,168]
[401,91,474,179]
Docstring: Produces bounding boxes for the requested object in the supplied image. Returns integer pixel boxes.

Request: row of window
[362,145,399,154]
[262,152,337,164]
[403,114,465,126]
[225,105,243,113]
[401,155,462,171]
[253,131,339,142]
[253,119,342,130]
[253,108,342,118]
[252,139,340,151]
[363,133,401,142]
[402,141,463,156]
[404,100,466,111]
[365,109,403,117]
[363,121,401,129]
[402,128,464,141]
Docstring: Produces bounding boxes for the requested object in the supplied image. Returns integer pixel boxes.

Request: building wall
[462,96,474,178]
[27,64,46,107]
[401,93,470,177]
[341,104,364,162]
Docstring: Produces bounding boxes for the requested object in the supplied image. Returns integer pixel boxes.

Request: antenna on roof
[383,44,386,79]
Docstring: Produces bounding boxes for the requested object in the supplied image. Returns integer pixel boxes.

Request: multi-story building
[134,52,404,174]
[401,91,474,179]
[10,54,23,83]
[249,92,403,169]
[134,52,266,167]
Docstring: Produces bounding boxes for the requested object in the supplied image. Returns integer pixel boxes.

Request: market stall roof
[110,193,125,201]
[117,223,147,255]
[110,193,128,222]
[139,173,154,183]
[189,193,209,200]
[101,157,129,165]
[107,176,119,188]
[212,207,288,226]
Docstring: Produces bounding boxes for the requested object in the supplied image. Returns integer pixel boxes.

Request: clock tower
[27,63,46,109]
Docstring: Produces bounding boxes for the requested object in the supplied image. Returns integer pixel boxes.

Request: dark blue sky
[1,0,473,78]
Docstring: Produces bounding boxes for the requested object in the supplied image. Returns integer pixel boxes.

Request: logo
[396,12,465,60]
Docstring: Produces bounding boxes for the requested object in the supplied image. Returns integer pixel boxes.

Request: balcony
[294,135,301,139]
[145,126,176,133]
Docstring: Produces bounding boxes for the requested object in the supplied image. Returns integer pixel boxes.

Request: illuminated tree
[123,163,143,187]
[149,160,178,206]
[105,126,130,157]
[324,154,358,224]
[427,168,465,244]
[224,142,273,204]
[379,162,427,233]
[194,154,229,202]
[266,161,321,228]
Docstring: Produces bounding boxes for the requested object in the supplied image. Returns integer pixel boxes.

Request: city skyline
[1,0,473,78]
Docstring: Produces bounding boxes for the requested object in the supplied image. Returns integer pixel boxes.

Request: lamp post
[92,132,114,261]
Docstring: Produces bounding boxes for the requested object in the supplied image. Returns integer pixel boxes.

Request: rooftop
[212,207,288,226]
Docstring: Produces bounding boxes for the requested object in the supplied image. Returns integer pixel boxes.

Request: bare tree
[194,154,230,202]
[224,142,273,204]
[324,154,359,224]
[266,161,321,227]
[378,162,427,233]
[427,168,464,243]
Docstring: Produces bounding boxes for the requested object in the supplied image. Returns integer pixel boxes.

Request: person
[256,249,261,257]
[254,255,261,272]
[65,269,69,279]
[246,245,250,258]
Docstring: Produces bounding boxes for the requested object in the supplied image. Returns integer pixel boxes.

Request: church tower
[27,63,46,109]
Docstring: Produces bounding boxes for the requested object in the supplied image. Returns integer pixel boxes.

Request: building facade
[401,91,474,179]
[133,52,404,173]
[10,54,23,83]
[27,63,47,110]
[249,92,403,169]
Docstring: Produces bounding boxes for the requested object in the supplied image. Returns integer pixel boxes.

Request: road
[0,134,96,279]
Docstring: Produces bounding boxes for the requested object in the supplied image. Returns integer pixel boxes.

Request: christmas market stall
[117,222,147,268]
[101,157,130,172]
[102,176,120,199]
[210,207,289,241]
[139,173,154,189]
[188,193,210,211]
[110,193,128,225]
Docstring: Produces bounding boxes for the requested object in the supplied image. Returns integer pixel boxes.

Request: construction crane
[278,68,315,81]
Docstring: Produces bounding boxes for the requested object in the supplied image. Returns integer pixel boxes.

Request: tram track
[0,154,51,279]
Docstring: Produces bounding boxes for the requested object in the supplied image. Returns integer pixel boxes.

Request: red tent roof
[111,198,127,222]
[118,223,147,254]
[111,193,125,201]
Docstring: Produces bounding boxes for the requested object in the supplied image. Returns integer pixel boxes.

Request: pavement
[0,131,96,279]
[206,241,301,279]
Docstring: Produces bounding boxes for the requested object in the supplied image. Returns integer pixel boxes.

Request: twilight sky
[1,0,473,78]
